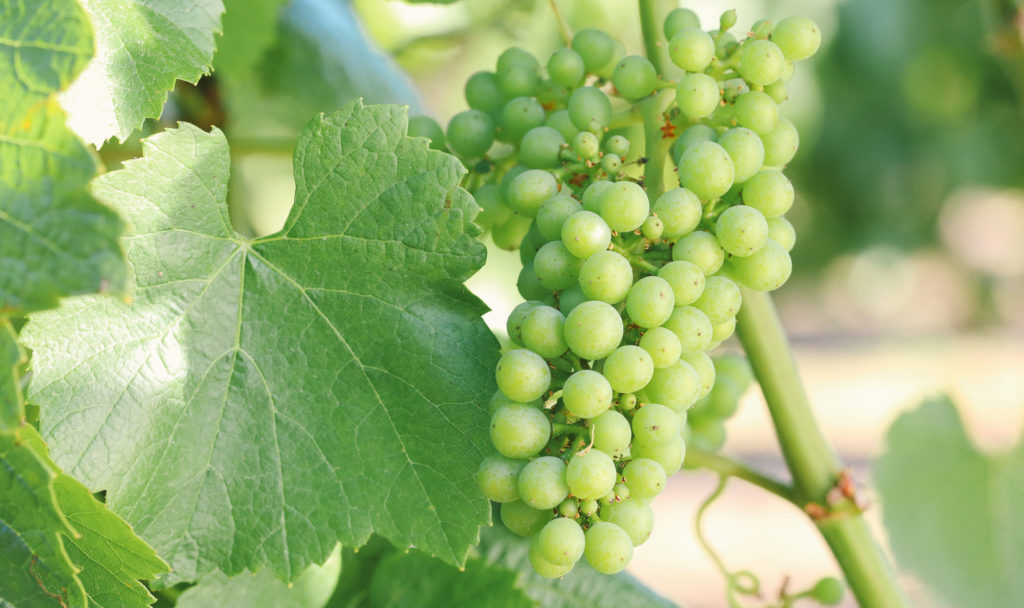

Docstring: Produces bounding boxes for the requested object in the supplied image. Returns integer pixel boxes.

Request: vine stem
[735,288,910,608]
[684,447,797,504]
[547,0,573,47]
[637,0,671,75]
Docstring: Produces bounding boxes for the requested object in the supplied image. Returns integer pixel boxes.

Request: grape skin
[584,522,634,574]
[490,403,550,459]
[518,456,570,509]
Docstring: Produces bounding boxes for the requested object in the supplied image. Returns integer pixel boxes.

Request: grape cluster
[423,8,821,578]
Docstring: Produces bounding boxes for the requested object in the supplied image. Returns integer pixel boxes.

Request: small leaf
[25,101,497,585]
[59,0,225,145]
[176,546,342,608]
[876,395,1024,607]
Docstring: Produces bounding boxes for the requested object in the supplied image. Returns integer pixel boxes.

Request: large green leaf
[0,0,126,316]
[58,0,225,146]
[370,551,534,608]
[876,396,1024,607]
[176,546,342,608]
[0,321,26,430]
[24,101,498,585]
[213,0,288,79]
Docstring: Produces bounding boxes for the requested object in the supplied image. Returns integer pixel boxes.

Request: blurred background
[122,0,1024,605]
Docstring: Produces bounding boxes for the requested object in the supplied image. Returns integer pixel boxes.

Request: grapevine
[412,7,823,578]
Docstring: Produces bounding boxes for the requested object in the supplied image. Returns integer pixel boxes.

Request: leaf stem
[548,0,573,46]
[685,447,797,504]
[735,287,910,608]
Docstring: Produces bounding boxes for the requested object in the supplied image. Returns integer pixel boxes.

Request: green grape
[642,216,664,240]
[742,170,794,218]
[678,141,735,201]
[672,124,718,165]
[639,327,682,369]
[686,414,727,452]
[663,306,713,353]
[558,284,588,314]
[564,300,624,360]
[520,126,567,169]
[492,214,533,250]
[733,91,779,134]
[622,458,667,500]
[496,349,551,402]
[618,392,638,412]
[548,47,586,87]
[760,117,799,166]
[567,449,617,499]
[546,109,581,141]
[681,351,716,400]
[613,55,658,99]
[408,115,446,151]
[491,403,550,458]
[715,352,754,387]
[672,231,725,275]
[521,305,568,358]
[498,64,540,98]
[675,73,720,120]
[582,180,612,213]
[711,318,736,342]
[501,500,553,537]
[809,576,846,606]
[719,8,738,31]
[697,380,743,419]
[718,127,765,184]
[477,454,526,503]
[584,523,633,574]
[563,369,614,419]
[730,239,792,291]
[771,17,822,61]
[537,195,582,241]
[613,483,630,501]
[604,134,630,158]
[473,184,512,230]
[600,181,650,232]
[625,276,675,328]
[632,403,681,445]
[579,250,633,304]
[715,205,769,257]
[489,390,539,414]
[501,96,546,143]
[447,110,495,158]
[663,7,700,39]
[595,38,627,79]
[499,165,530,200]
[559,498,580,518]
[572,131,600,160]
[518,456,569,509]
[497,46,540,73]
[669,28,715,72]
[568,86,612,133]
[693,275,742,325]
[508,169,558,217]
[633,434,686,476]
[537,517,586,567]
[507,300,542,344]
[767,216,796,251]
[571,28,615,73]
[561,210,612,259]
[517,262,549,301]
[465,71,507,115]
[653,188,702,241]
[605,499,655,546]
[603,345,655,394]
[644,360,700,413]
[764,80,788,104]
[601,153,622,174]
[658,260,705,305]
[591,410,632,458]
[738,39,785,85]
[535,78,570,109]
[529,537,575,579]
[520,223,549,265]
[534,241,584,290]
[713,30,739,60]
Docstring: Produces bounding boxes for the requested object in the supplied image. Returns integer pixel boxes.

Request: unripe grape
[601,153,622,174]
[535,78,569,109]
[809,577,846,605]
[501,96,546,142]
[518,456,569,509]
[501,500,553,537]
[653,188,702,240]
[738,39,785,85]
[473,184,512,229]
[719,8,738,31]
[603,345,655,394]
[592,410,632,458]
[658,260,706,305]
[584,522,634,574]
[642,216,664,240]
[644,360,700,412]
[663,7,700,39]
[600,181,650,232]
[567,449,617,499]
[678,141,735,201]
[605,498,655,546]
[521,305,568,358]
[639,326,682,369]
[408,115,446,151]
[771,17,822,61]
[626,275,676,329]
[508,169,558,217]
[498,64,539,98]
[693,275,742,325]
[506,300,542,344]
[633,434,686,476]
[564,300,624,360]
[718,127,766,184]
[490,403,550,459]
[604,134,630,158]
[496,349,551,402]
[498,47,540,72]
[529,537,574,579]
[663,306,713,354]
[548,47,586,87]
[594,38,626,79]
[742,170,794,218]
[681,351,716,399]
[536,195,582,241]
[730,239,792,291]
[633,403,681,444]
[669,28,715,72]
[492,214,533,250]
[767,216,796,251]
[686,415,727,452]
[623,458,667,499]
[613,55,659,99]
[489,390,539,414]
[563,369,614,419]
[477,455,526,503]
[572,29,615,73]
[764,80,788,104]
[578,250,633,304]
[675,73,720,119]
[572,131,600,160]
[568,86,612,133]
[465,71,506,115]
[517,262,548,301]
[618,393,638,412]
[546,109,581,141]
[715,205,769,257]
[557,284,587,315]
[447,110,495,158]
[760,117,799,166]
[673,124,717,165]
[558,498,579,518]
[733,91,779,134]
[520,126,566,169]
[534,241,583,290]
[561,210,612,259]
[711,318,736,342]
[582,180,612,213]
[672,231,726,275]
[538,517,586,566]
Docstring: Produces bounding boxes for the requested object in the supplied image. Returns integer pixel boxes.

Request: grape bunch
[421,7,821,578]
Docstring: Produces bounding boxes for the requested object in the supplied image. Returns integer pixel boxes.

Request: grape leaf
[176,546,342,608]
[58,0,225,146]
[0,321,26,430]
[478,525,678,608]
[876,395,1024,607]
[213,0,287,80]
[370,551,534,608]
[24,101,498,584]
[0,0,127,316]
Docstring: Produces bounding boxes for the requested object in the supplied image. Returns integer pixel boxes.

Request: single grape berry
[572,29,615,73]
[771,16,822,61]
[568,86,613,133]
[613,55,659,99]
[447,110,495,158]
[584,522,634,574]
[520,126,567,169]
[809,576,846,606]
[738,39,785,85]
[675,73,720,119]
[678,141,735,201]
[547,47,586,87]
[564,300,624,360]
[663,7,701,39]
[669,28,715,72]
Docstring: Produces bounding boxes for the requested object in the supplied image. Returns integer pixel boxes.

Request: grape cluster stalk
[412,8,822,578]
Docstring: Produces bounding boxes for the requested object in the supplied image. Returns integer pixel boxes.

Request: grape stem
[735,288,911,607]
[547,0,573,47]
[637,0,672,75]
[684,447,797,504]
